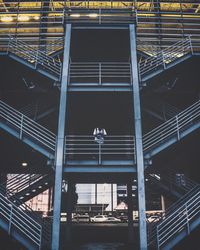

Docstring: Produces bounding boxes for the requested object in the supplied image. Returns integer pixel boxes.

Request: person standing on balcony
[93,127,107,144]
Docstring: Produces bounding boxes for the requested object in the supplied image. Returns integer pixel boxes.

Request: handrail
[157,187,200,248]
[148,183,200,247]
[138,36,193,78]
[6,174,46,195]
[69,62,131,85]
[143,100,200,153]
[0,100,56,153]
[0,184,51,248]
[8,36,62,80]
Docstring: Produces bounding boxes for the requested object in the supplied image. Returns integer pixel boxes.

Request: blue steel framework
[1,1,200,250]
[51,21,148,249]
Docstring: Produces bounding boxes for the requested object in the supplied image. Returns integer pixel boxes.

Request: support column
[129,24,148,250]
[51,24,71,250]
[65,181,73,243]
[127,181,134,243]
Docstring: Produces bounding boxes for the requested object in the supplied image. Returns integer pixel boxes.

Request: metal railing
[69,62,131,85]
[0,185,51,249]
[65,135,135,164]
[64,8,136,24]
[0,100,56,154]
[7,37,62,80]
[138,36,193,79]
[143,99,200,154]
[148,183,200,249]
[6,174,46,196]
[0,1,200,54]
[156,186,200,249]
[41,38,63,56]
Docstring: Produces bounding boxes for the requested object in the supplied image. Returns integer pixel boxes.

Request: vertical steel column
[127,181,134,243]
[51,24,71,250]
[129,24,148,250]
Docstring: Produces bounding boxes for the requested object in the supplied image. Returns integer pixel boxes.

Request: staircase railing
[148,182,200,247]
[42,38,63,56]
[143,99,200,154]
[69,62,131,85]
[139,36,193,79]
[65,135,135,163]
[0,185,51,249]
[6,174,46,195]
[7,36,62,80]
[156,186,200,249]
[0,100,56,154]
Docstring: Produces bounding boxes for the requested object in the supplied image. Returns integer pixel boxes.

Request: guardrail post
[8,204,13,235]
[99,9,102,25]
[19,114,24,140]
[184,204,190,235]
[188,35,194,55]
[98,143,102,165]
[99,63,102,85]
[39,225,42,250]
[7,36,12,54]
[35,49,39,69]
[161,51,166,69]
[175,115,180,140]
[156,225,160,250]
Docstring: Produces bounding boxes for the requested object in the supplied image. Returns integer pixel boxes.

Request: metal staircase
[143,99,200,159]
[6,36,62,82]
[0,184,51,250]
[0,100,56,159]
[6,173,54,203]
[148,184,200,250]
[139,36,194,82]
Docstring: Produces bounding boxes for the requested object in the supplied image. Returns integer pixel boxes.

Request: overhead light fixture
[70,14,81,18]
[88,13,98,18]
[1,16,13,22]
[18,15,30,22]
[33,16,40,20]
[22,162,28,167]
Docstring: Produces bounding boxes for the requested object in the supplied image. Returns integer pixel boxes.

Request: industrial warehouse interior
[0,1,200,250]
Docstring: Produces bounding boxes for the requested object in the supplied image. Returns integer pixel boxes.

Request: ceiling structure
[0,1,199,54]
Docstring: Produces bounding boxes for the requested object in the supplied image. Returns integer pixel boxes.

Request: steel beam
[51,24,71,250]
[127,181,134,243]
[129,24,148,250]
